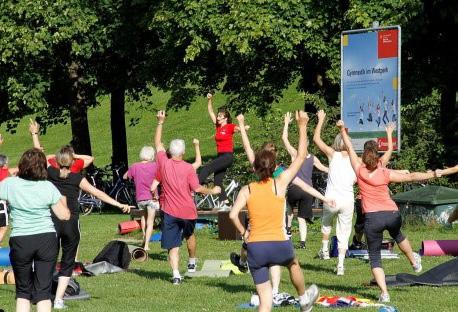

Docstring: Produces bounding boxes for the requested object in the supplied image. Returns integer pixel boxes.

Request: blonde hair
[56,146,74,179]
[332,134,345,152]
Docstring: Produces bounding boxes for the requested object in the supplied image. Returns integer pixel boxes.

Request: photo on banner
[341,26,401,152]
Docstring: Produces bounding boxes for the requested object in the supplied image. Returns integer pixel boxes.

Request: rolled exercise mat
[118,220,141,235]
[0,269,15,284]
[421,240,458,256]
[127,245,148,262]
[0,247,11,266]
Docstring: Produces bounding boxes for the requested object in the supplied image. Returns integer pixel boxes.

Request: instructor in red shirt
[198,93,244,209]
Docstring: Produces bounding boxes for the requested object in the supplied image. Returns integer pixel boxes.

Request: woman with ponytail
[230,111,319,312]
[337,120,441,303]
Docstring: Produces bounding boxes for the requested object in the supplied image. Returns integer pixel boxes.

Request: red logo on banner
[378,29,398,58]
[377,137,398,151]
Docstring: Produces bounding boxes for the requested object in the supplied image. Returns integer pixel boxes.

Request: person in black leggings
[198,93,246,209]
[338,120,441,303]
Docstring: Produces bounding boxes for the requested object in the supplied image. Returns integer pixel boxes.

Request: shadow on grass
[148,252,168,261]
[204,281,253,293]
[130,268,170,281]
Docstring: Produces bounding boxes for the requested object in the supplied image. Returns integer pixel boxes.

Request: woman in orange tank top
[230,111,319,312]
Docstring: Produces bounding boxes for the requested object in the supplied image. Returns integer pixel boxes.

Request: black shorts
[53,216,81,277]
[9,232,58,302]
[161,212,196,250]
[287,184,314,221]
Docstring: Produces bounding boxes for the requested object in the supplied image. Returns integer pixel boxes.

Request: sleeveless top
[246,178,288,242]
[325,152,356,201]
[295,154,314,186]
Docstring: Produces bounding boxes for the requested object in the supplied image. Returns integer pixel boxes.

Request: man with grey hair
[154,110,221,285]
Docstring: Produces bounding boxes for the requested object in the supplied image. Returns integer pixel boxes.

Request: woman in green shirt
[0,148,70,312]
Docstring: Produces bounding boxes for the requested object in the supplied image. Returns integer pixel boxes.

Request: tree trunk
[110,86,128,169]
[68,61,92,155]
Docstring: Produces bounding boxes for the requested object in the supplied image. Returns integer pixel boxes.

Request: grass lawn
[1,213,457,311]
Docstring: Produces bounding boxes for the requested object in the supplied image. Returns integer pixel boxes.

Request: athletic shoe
[378,292,390,303]
[172,277,183,285]
[187,263,196,273]
[218,203,231,211]
[412,252,422,273]
[300,284,319,312]
[335,265,344,276]
[230,252,248,273]
[286,227,292,238]
[318,249,330,260]
[53,298,67,310]
[297,241,306,249]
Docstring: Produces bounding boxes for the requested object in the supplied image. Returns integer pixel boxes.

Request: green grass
[0,85,305,167]
[1,214,457,311]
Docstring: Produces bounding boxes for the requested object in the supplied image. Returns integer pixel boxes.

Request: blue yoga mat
[0,247,11,266]
[150,232,162,242]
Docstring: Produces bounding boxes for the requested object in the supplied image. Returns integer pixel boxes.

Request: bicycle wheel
[194,193,213,210]
[115,186,135,205]
[78,191,95,216]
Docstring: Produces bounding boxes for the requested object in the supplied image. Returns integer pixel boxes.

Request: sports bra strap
[274,179,277,196]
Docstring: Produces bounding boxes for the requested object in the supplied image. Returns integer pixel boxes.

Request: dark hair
[261,142,276,153]
[254,150,276,181]
[217,107,232,124]
[362,140,379,171]
[18,148,48,181]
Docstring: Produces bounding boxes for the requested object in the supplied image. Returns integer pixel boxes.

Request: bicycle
[78,164,136,215]
[194,179,240,210]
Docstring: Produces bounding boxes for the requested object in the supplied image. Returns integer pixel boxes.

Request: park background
[1,0,458,311]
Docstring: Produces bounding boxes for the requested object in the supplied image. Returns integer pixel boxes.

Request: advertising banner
[341,26,401,151]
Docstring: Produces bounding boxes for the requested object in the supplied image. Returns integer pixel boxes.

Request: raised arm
[191,139,202,171]
[236,114,255,165]
[379,122,394,167]
[73,154,94,168]
[313,110,335,159]
[29,119,42,150]
[277,111,309,189]
[79,178,132,213]
[389,169,439,183]
[337,120,361,174]
[281,112,298,161]
[438,165,458,176]
[207,93,217,125]
[154,110,166,152]
[313,156,329,173]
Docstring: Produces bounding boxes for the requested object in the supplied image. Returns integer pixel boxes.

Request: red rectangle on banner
[377,137,398,151]
[378,29,398,58]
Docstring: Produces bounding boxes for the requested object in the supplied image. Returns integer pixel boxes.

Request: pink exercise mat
[421,240,458,256]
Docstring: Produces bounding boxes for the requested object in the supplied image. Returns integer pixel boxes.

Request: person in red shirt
[29,119,93,172]
[198,93,247,209]
[154,110,220,285]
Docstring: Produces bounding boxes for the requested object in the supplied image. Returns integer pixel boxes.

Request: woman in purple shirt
[124,146,158,250]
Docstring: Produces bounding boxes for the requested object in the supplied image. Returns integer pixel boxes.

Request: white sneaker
[412,252,422,273]
[318,249,330,260]
[378,292,390,303]
[187,262,197,273]
[300,284,319,312]
[335,265,344,276]
[53,298,67,310]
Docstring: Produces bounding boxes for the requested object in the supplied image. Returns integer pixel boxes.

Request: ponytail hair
[254,150,276,181]
[362,140,379,171]
[56,145,74,179]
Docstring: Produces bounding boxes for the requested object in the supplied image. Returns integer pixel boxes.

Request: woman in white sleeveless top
[313,110,356,275]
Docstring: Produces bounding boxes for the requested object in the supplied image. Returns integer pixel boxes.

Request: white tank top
[325,152,356,201]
